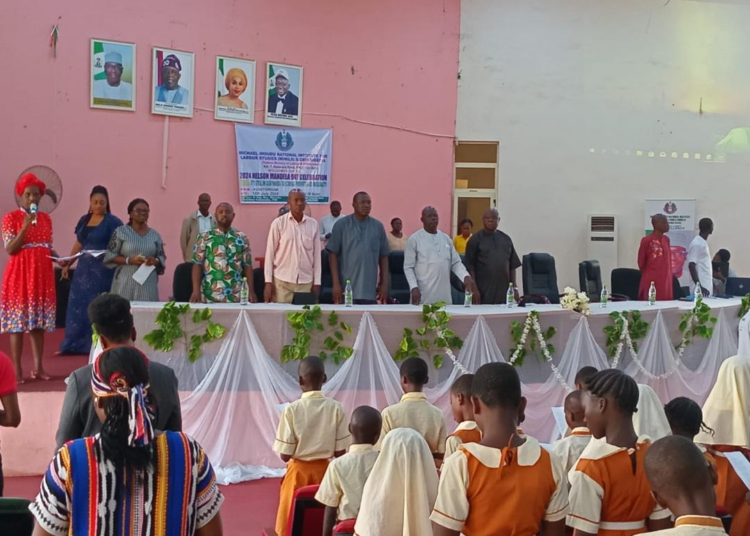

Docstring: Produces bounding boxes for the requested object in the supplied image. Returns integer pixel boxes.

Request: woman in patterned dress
[58,186,123,355]
[104,198,166,302]
[1,173,62,382]
[30,346,224,535]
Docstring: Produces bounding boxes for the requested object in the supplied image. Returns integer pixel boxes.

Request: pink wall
[0,0,460,298]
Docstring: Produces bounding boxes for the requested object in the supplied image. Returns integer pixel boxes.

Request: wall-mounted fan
[14,165,63,213]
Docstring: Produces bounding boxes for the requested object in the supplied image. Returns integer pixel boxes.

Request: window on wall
[453,142,498,237]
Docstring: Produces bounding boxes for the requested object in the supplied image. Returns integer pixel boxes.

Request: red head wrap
[15,173,47,197]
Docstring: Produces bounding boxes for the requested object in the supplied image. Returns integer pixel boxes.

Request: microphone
[30,203,38,226]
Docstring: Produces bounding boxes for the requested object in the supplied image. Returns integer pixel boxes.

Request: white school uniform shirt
[315,444,379,520]
[640,516,727,536]
[687,235,713,296]
[379,392,447,454]
[552,427,591,476]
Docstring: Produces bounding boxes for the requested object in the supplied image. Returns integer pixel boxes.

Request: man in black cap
[155,53,190,104]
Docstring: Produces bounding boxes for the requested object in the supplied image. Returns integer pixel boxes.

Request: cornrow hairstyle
[664,397,715,437]
[472,363,521,409]
[98,346,156,469]
[574,366,598,389]
[585,369,639,414]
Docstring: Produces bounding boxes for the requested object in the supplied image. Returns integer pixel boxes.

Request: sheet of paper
[551,406,567,440]
[132,264,156,286]
[725,451,750,491]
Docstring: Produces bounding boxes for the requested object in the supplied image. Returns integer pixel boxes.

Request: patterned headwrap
[91,348,154,448]
[15,172,47,197]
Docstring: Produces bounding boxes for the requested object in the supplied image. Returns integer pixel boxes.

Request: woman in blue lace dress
[58,186,122,355]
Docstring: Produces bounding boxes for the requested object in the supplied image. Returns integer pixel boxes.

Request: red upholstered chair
[333,519,356,535]
[262,485,325,536]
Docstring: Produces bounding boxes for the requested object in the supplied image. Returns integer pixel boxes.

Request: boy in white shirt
[552,390,591,475]
[316,406,381,536]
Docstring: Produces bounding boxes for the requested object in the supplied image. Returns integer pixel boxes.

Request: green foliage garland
[394,302,463,369]
[143,301,227,362]
[281,305,354,364]
[738,294,750,319]
[509,311,556,367]
[603,311,649,358]
[678,299,717,349]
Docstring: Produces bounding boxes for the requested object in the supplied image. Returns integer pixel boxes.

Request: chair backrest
[611,268,641,300]
[726,277,750,297]
[54,267,75,328]
[388,251,410,304]
[578,260,602,298]
[319,250,334,304]
[522,253,560,304]
[333,519,356,535]
[672,276,686,299]
[287,485,325,536]
[0,498,34,536]
[292,292,317,305]
[253,267,265,298]
[172,263,193,302]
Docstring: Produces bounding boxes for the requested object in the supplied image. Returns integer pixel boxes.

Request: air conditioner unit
[587,215,618,289]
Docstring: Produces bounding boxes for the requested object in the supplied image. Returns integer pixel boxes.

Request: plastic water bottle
[240,277,249,305]
[506,283,515,309]
[600,285,609,308]
[344,279,353,307]
[694,282,702,306]
[648,281,656,305]
[464,289,472,308]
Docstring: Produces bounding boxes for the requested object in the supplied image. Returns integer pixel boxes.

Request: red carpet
[0,330,87,392]
[5,476,282,535]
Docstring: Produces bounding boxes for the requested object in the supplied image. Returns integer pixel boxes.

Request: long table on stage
[127,299,743,483]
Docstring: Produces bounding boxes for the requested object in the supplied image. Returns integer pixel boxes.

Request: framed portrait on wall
[215,56,256,123]
[151,47,195,118]
[90,39,136,111]
[264,62,303,128]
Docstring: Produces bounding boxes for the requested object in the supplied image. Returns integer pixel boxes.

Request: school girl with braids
[566,370,672,536]
[30,346,224,536]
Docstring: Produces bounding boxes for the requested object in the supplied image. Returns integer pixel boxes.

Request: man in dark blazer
[55,294,182,449]
[267,69,299,116]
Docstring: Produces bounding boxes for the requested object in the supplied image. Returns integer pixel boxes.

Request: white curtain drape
[117,303,741,483]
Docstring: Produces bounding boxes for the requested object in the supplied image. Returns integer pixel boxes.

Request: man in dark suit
[267,69,299,116]
[55,294,182,449]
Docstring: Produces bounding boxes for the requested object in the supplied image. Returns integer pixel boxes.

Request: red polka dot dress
[0,209,56,333]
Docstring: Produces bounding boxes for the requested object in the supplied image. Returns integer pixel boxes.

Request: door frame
[452,189,497,236]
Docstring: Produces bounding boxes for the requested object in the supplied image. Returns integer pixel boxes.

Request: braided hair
[97,347,157,469]
[664,397,714,438]
[585,369,639,414]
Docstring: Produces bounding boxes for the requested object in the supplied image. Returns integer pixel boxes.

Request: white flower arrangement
[561,287,591,316]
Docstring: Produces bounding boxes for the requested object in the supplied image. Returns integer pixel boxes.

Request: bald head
[298,356,326,389]
[652,214,669,234]
[645,436,716,505]
[197,193,212,215]
[564,390,586,429]
[350,405,382,445]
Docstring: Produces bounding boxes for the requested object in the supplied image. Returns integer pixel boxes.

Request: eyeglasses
[133,208,150,214]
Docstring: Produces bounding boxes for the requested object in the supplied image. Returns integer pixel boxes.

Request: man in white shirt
[264,189,321,303]
[319,200,343,242]
[180,193,216,262]
[92,51,133,102]
[687,218,713,297]
[404,206,477,305]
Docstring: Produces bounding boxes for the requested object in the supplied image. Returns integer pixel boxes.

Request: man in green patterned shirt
[189,202,256,303]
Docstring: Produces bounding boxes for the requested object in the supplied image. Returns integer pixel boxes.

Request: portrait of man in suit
[265,63,303,127]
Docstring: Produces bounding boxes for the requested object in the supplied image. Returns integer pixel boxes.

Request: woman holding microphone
[1,173,63,382]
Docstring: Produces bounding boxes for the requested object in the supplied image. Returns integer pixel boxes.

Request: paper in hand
[551,406,568,440]
[132,264,156,286]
